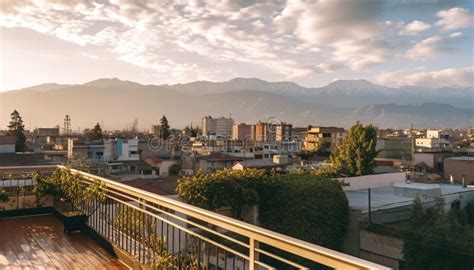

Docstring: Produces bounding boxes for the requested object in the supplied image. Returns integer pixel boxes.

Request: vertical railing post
[249,238,255,270]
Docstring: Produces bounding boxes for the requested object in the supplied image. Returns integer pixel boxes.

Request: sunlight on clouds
[0,0,472,85]
[375,67,474,88]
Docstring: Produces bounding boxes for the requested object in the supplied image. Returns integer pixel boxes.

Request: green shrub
[176,169,349,251]
[258,174,348,250]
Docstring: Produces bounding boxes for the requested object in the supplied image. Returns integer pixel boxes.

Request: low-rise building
[0,136,16,155]
[444,156,474,185]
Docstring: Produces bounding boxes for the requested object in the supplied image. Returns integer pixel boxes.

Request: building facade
[303,126,346,153]
[232,123,252,141]
[202,116,234,137]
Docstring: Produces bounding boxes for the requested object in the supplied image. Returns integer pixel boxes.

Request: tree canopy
[86,123,103,141]
[7,110,27,152]
[319,121,378,177]
[403,198,474,269]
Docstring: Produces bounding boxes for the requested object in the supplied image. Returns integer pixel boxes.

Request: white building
[103,138,139,161]
[416,129,452,150]
[202,116,234,137]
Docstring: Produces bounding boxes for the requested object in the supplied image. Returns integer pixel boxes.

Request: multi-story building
[303,126,346,154]
[202,116,234,137]
[232,123,252,141]
[252,121,274,142]
[275,123,292,141]
[103,138,139,161]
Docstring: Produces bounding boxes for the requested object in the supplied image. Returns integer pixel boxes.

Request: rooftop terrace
[0,215,127,269]
[0,165,389,269]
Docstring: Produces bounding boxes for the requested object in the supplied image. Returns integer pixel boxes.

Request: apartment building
[252,121,274,142]
[232,123,252,140]
[303,126,346,153]
[275,123,292,141]
[202,116,234,137]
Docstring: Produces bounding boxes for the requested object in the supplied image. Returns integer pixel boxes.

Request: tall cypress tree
[160,115,170,139]
[7,110,27,152]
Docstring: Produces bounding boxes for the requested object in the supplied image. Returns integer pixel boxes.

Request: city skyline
[1,0,473,91]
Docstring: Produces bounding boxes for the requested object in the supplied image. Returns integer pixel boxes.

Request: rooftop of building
[121,175,181,195]
[446,156,474,161]
[346,182,474,213]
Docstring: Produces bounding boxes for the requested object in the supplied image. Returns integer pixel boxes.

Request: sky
[0,0,473,92]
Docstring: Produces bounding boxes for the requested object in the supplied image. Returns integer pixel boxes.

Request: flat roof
[346,183,474,212]
[446,156,474,161]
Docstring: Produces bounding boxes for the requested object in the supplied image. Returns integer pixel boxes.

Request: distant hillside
[166,78,474,109]
[0,78,472,130]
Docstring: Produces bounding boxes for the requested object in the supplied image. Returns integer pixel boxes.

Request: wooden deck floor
[0,214,129,269]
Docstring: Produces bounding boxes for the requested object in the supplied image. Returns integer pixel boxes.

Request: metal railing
[0,165,388,269]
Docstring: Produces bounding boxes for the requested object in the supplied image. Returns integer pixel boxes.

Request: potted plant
[0,187,8,202]
[35,167,106,234]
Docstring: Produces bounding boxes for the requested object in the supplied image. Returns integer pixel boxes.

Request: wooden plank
[0,215,128,269]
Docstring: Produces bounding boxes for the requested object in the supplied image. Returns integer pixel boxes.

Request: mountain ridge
[1,77,472,130]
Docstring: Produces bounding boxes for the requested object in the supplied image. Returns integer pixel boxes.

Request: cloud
[375,67,474,88]
[407,32,463,59]
[436,7,474,31]
[0,0,471,84]
[399,20,431,35]
[273,0,388,70]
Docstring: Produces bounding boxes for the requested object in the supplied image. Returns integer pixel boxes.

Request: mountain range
[0,78,472,130]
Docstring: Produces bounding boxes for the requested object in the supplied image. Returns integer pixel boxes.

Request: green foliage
[169,163,182,176]
[113,207,198,269]
[7,110,27,152]
[258,174,348,250]
[176,169,349,251]
[86,122,103,141]
[34,167,106,216]
[321,121,378,177]
[160,115,170,139]
[466,201,474,225]
[0,187,8,202]
[176,169,264,219]
[402,198,474,270]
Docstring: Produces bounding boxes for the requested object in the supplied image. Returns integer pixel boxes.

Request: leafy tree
[403,198,474,269]
[7,110,27,152]
[160,115,170,139]
[86,123,103,141]
[327,121,378,176]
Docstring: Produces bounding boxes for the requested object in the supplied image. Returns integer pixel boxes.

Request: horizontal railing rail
[0,165,389,270]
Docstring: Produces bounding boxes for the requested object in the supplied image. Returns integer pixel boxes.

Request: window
[322,133,331,138]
